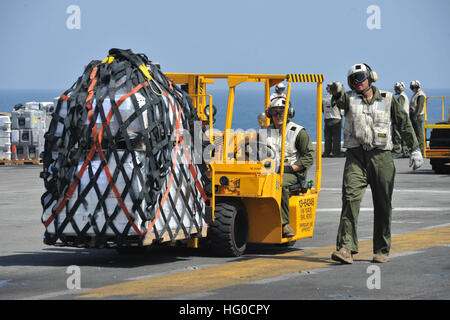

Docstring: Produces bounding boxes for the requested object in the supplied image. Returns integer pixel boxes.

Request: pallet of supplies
[40,48,209,248]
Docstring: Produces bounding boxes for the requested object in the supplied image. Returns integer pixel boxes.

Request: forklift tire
[430,158,450,174]
[429,124,450,174]
[208,200,248,257]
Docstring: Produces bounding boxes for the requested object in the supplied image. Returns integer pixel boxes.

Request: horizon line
[1,87,450,91]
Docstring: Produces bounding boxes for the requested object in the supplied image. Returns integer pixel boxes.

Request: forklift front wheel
[208,201,248,257]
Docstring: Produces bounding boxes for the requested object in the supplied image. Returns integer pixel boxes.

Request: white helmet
[257,112,266,128]
[410,80,421,89]
[394,82,405,91]
[270,97,286,108]
[275,82,286,90]
[266,97,295,119]
[347,63,377,89]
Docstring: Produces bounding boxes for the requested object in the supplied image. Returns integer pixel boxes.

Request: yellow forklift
[424,95,450,174]
[163,73,324,256]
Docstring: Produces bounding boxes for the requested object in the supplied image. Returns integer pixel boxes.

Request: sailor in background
[409,80,426,154]
[323,83,344,157]
[329,63,423,265]
[392,82,411,158]
[270,82,287,101]
[257,112,267,129]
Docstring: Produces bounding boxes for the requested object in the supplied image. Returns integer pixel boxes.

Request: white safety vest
[323,93,342,120]
[398,91,410,115]
[266,122,304,166]
[343,90,393,151]
[410,90,426,116]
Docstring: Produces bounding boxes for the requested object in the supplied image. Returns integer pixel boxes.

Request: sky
[0,0,449,90]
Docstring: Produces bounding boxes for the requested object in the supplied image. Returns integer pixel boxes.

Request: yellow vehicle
[424,95,450,174]
[164,73,324,256]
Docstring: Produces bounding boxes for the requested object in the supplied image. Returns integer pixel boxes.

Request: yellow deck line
[77,225,450,299]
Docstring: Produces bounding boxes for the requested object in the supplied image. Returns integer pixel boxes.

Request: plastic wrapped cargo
[0,116,11,139]
[39,102,54,113]
[0,116,12,160]
[9,127,44,159]
[25,101,40,110]
[40,48,209,248]
[0,139,11,160]
[11,109,46,130]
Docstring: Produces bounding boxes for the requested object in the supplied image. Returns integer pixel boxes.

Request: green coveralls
[324,118,342,157]
[410,95,425,154]
[281,128,314,225]
[333,86,419,255]
[392,95,410,154]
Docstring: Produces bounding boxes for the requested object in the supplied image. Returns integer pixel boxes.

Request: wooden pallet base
[0,158,43,165]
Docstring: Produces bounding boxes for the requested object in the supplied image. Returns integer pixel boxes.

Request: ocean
[1,87,449,142]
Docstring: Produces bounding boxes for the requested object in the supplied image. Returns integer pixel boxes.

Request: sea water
[1,88,449,142]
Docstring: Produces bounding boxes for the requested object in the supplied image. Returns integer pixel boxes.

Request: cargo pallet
[0,158,42,165]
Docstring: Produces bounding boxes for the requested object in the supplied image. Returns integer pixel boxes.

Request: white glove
[409,149,423,170]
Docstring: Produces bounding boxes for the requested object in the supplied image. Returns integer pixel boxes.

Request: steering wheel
[236,141,277,161]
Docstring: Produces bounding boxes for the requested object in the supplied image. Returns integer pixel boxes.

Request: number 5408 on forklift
[165,73,324,257]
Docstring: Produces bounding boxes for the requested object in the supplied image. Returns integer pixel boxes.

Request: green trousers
[336,147,395,255]
[324,118,342,156]
[281,172,302,225]
[392,126,410,154]
[411,114,424,154]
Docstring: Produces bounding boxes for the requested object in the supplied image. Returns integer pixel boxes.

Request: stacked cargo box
[40,101,55,132]
[11,104,47,160]
[0,114,12,160]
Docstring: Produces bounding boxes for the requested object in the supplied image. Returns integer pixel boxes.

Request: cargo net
[40,48,209,248]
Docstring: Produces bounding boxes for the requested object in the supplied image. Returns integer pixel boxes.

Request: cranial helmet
[275,82,286,90]
[347,63,378,89]
[394,82,405,91]
[266,97,295,119]
[410,80,421,90]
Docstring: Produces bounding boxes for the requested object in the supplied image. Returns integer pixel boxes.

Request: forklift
[164,73,324,256]
[424,95,450,174]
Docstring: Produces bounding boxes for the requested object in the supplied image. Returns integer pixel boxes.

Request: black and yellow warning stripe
[288,74,324,83]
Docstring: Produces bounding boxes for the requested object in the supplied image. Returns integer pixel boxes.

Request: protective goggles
[268,108,284,117]
[349,71,369,85]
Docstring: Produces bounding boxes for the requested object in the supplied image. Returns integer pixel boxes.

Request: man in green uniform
[323,83,345,157]
[392,82,411,158]
[265,97,314,237]
[329,63,423,264]
[410,80,426,154]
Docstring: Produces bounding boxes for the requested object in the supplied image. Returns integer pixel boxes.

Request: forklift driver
[265,98,314,237]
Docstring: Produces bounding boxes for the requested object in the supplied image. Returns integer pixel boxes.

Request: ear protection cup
[287,106,295,119]
[363,63,377,83]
